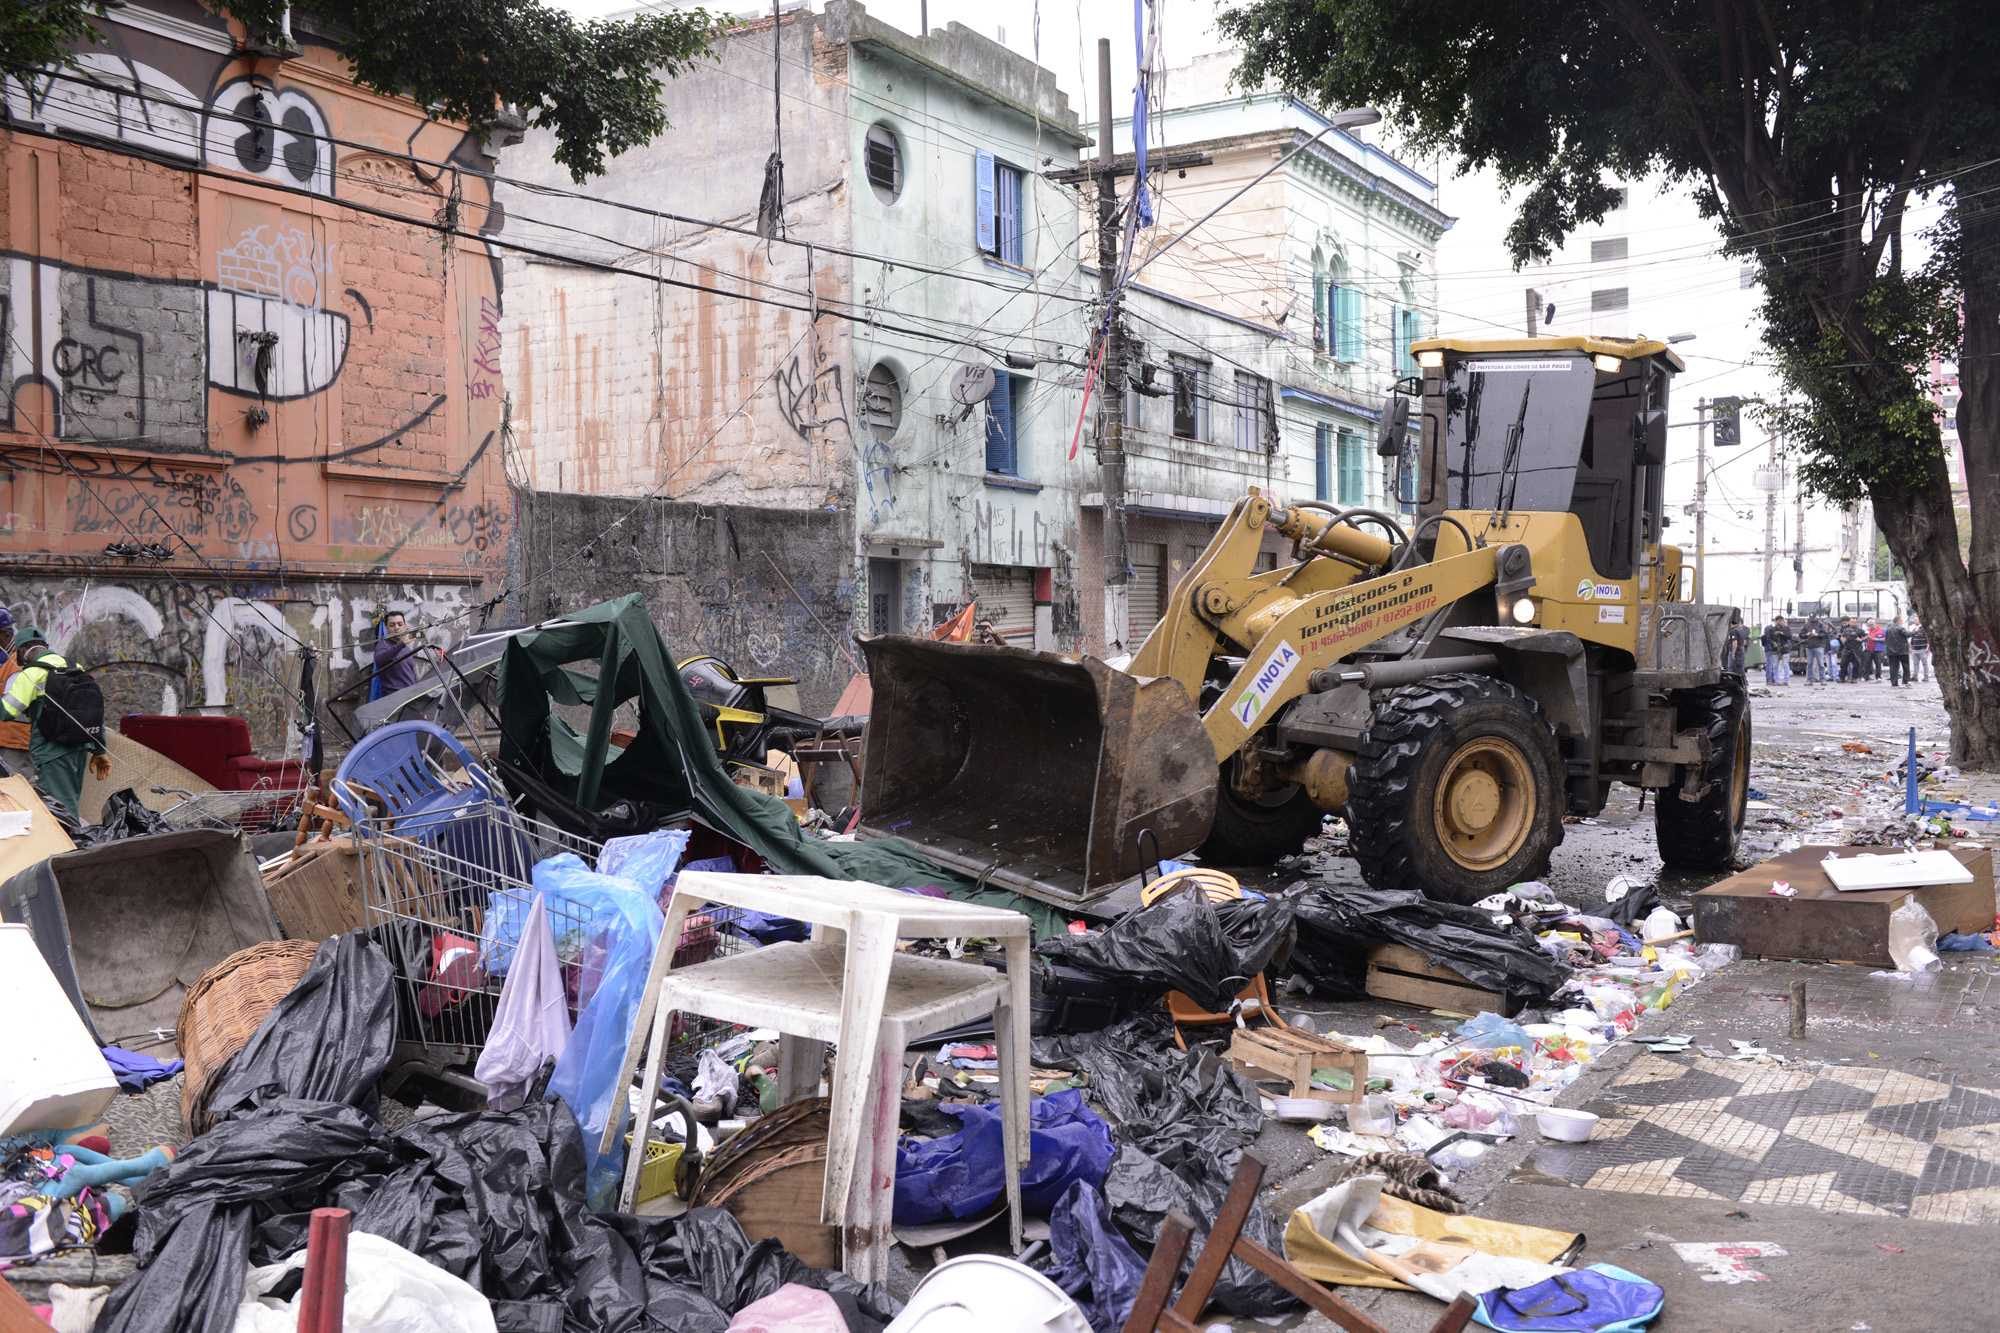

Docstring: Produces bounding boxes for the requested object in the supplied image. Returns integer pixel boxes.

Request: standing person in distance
[1866,618,1887,680]
[1910,617,1932,684]
[1884,616,1911,688]
[1761,615,1793,687]
[1724,609,1749,676]
[1802,612,1831,687]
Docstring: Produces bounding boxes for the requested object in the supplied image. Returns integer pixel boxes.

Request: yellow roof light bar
[1408,334,1686,373]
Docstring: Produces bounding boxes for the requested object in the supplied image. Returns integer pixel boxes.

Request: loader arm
[1200,547,1500,761]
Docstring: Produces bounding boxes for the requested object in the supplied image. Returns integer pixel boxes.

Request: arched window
[1311,247,1328,353]
[1394,269,1422,376]
[1327,250,1360,362]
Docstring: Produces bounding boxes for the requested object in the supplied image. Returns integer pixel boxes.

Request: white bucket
[0,924,118,1134]
[885,1255,1091,1333]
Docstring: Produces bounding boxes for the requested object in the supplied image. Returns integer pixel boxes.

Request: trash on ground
[1671,1240,1785,1284]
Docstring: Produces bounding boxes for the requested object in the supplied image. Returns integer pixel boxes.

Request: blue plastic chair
[333,720,503,827]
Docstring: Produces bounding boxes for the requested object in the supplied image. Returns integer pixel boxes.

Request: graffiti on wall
[0,17,510,733]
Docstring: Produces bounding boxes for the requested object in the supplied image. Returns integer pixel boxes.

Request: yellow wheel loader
[861,337,1750,906]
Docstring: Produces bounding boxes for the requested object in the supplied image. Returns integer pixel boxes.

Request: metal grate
[350,795,753,1079]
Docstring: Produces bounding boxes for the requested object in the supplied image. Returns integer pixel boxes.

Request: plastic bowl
[1269,1096,1339,1123]
[1535,1107,1600,1142]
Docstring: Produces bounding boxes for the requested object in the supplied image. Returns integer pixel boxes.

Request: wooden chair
[1121,1154,1478,1333]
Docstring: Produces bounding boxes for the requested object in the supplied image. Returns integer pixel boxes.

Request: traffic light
[1712,396,1743,448]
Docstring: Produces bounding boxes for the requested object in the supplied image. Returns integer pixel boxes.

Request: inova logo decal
[1233,640,1302,726]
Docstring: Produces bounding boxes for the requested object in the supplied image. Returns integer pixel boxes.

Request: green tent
[495,594,1066,935]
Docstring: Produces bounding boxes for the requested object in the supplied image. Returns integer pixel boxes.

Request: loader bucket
[859,637,1217,906]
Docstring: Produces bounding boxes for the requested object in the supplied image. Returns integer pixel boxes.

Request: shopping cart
[150,779,308,834]
[344,779,755,1096]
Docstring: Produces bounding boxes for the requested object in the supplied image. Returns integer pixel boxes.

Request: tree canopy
[1218,0,2000,759]
[1,1,718,180]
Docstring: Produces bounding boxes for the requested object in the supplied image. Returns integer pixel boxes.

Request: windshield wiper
[1490,380,1533,526]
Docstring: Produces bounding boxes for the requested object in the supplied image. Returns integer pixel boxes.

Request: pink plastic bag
[725,1284,847,1333]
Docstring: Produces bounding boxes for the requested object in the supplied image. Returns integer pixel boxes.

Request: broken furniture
[613,871,1033,1283]
[1365,943,1523,1017]
[1168,974,1290,1049]
[688,1097,841,1269]
[260,836,367,941]
[0,827,280,1048]
[1227,1027,1368,1106]
[120,714,308,797]
[1693,845,1994,967]
[1121,1154,1477,1333]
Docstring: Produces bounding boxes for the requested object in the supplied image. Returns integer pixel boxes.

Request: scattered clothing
[101,1045,184,1092]
[473,894,572,1111]
[0,1142,111,1270]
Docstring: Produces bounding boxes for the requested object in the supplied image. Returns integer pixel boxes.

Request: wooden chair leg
[1120,1209,1195,1333]
[1429,1293,1479,1333]
[1168,1153,1265,1320]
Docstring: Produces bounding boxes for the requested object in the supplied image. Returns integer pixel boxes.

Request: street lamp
[1667,332,1697,344]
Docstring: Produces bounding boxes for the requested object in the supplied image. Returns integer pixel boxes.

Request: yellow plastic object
[626,1134,688,1204]
[1283,1188,1580,1292]
[1141,866,1243,908]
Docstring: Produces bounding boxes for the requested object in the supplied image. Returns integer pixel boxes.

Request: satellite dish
[950,364,997,406]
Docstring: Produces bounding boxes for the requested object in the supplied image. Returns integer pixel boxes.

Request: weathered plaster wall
[496,9,857,510]
[505,489,856,715]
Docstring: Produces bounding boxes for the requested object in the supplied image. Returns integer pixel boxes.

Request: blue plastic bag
[597,829,690,901]
[1475,1263,1664,1332]
[893,1089,1114,1226]
[530,853,664,1210]
[1459,1011,1534,1050]
[1044,1179,1148,1333]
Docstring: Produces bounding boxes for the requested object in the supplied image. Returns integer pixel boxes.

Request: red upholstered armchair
[120,714,307,792]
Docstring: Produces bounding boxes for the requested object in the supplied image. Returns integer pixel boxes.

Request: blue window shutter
[997,166,1022,263]
[1324,284,1339,352]
[1389,303,1402,371]
[1402,308,1422,375]
[985,372,1015,474]
[1338,287,1362,361]
[1339,429,1364,503]
[974,151,997,253]
[1315,425,1332,501]
[1312,279,1327,350]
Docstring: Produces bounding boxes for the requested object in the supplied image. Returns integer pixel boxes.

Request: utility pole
[1047,48,1210,654]
[1761,428,1779,610]
[1693,396,1708,603]
[1094,38,1130,654]
[1524,288,1542,336]
[1793,481,1807,600]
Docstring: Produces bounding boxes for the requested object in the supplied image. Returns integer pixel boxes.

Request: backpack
[32,655,104,749]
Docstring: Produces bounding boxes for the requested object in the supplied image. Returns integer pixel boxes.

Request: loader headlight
[1416,349,1445,369]
[1511,596,1537,625]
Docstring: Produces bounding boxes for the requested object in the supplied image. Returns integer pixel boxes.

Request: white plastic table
[606,872,1034,1281]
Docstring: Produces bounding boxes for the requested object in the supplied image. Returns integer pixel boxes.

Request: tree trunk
[1874,483,2000,765]
[1864,170,2000,767]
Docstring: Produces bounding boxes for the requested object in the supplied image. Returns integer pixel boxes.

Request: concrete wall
[505,488,855,715]
[837,7,1093,646]
[0,3,509,748]
[495,8,856,510]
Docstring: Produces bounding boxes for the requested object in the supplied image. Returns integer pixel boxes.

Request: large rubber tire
[1346,674,1566,906]
[1655,682,1751,871]
[1198,771,1325,866]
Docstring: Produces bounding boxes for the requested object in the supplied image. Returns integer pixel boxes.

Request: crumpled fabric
[1043,1180,1148,1333]
[101,1045,183,1092]
[195,933,395,1133]
[474,894,572,1111]
[894,1089,1114,1226]
[1035,893,1296,1014]
[1035,1012,1289,1315]
[1290,883,1570,1001]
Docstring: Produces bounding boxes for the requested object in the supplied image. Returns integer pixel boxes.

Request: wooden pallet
[1364,943,1520,1017]
[1226,1026,1368,1104]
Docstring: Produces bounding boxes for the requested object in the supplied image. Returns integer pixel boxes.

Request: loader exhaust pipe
[858,637,1218,906]
[1308,653,1501,693]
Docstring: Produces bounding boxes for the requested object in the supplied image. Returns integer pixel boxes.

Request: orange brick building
[0,2,510,745]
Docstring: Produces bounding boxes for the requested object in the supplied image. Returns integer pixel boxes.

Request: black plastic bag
[1289,882,1570,1001]
[1603,881,1661,928]
[73,788,172,846]
[1043,1180,1149,1332]
[197,932,396,1130]
[1036,892,1296,1014]
[1035,1011,1290,1315]
[607,1207,897,1332]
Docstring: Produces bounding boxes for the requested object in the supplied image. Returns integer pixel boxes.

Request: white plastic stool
[607,873,1034,1282]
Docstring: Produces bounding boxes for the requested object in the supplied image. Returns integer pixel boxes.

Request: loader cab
[1404,337,1682,581]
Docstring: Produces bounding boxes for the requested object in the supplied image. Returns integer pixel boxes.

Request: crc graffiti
[470,296,502,399]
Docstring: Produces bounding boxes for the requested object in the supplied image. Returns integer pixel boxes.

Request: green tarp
[496,594,1067,936]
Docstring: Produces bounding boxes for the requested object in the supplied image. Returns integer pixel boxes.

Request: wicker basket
[177,938,322,1133]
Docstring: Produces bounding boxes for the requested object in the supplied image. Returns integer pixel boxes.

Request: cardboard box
[1693,845,1994,966]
